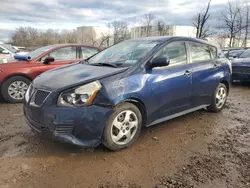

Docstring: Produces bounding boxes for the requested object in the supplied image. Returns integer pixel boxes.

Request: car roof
[42,43,100,49]
[129,36,216,47]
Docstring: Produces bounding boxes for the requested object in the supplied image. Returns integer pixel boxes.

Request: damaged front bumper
[23,102,113,148]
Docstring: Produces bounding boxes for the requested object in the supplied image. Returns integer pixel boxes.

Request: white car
[0,44,28,63]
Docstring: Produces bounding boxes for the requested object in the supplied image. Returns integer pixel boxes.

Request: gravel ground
[0,83,250,188]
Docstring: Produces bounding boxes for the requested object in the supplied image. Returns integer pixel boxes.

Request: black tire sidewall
[1,76,31,103]
[103,102,142,151]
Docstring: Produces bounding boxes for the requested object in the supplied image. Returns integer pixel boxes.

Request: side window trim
[209,46,218,59]
[185,41,191,64]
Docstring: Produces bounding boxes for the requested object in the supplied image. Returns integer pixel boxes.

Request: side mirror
[2,50,9,54]
[147,56,170,69]
[43,56,55,64]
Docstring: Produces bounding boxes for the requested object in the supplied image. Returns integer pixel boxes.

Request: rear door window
[189,42,211,63]
[81,47,99,59]
[50,47,77,60]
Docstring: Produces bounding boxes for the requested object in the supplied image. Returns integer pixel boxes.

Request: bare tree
[157,20,170,36]
[193,0,212,38]
[220,1,245,47]
[11,27,29,47]
[11,27,78,48]
[59,30,77,43]
[109,21,129,44]
[141,14,155,37]
[244,4,250,47]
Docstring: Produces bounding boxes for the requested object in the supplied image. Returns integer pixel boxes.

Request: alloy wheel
[8,81,29,100]
[215,87,227,109]
[111,110,139,145]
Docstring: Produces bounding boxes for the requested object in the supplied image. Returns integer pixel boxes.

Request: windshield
[239,49,250,58]
[229,50,244,57]
[1,44,17,53]
[88,40,160,67]
[27,45,57,59]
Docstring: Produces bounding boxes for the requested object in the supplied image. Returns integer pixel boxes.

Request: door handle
[184,70,192,76]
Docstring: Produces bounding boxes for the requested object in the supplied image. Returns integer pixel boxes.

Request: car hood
[0,61,32,68]
[33,63,129,92]
[232,58,250,67]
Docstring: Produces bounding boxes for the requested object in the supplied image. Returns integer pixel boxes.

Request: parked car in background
[0,43,30,63]
[222,48,247,60]
[0,43,17,63]
[0,44,100,103]
[12,46,30,55]
[24,36,231,151]
[231,48,250,82]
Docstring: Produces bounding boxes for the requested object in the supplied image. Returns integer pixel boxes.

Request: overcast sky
[0,0,232,41]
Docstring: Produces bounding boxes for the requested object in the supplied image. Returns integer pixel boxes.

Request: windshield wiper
[91,62,118,68]
[79,59,89,64]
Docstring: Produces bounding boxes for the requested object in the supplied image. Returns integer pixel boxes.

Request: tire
[1,76,31,103]
[207,83,228,113]
[103,102,142,151]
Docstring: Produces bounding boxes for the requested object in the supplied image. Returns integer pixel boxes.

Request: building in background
[130,25,196,39]
[76,26,113,48]
[206,37,250,48]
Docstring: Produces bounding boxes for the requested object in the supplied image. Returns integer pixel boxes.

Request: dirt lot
[0,83,250,188]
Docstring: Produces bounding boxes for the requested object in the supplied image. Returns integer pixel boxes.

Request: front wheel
[1,76,31,103]
[103,102,142,151]
[207,83,228,112]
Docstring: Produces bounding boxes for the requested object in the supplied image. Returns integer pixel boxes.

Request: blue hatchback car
[24,36,231,151]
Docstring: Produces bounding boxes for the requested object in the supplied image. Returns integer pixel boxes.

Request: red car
[0,44,100,103]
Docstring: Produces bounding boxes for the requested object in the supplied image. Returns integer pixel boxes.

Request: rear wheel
[1,76,30,103]
[103,102,142,151]
[207,83,228,112]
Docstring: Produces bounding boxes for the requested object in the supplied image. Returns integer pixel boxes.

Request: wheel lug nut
[123,130,125,133]
[126,127,129,130]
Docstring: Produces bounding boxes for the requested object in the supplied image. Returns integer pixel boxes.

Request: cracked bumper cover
[23,102,113,148]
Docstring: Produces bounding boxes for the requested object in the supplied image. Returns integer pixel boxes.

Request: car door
[147,41,192,122]
[32,46,78,75]
[188,42,221,107]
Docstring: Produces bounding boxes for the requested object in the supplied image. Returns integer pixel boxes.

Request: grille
[55,126,74,135]
[34,90,50,106]
[233,66,250,74]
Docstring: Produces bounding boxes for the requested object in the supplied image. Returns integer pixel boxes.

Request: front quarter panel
[96,68,150,108]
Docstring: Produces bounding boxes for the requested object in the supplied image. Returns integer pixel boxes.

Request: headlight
[25,84,32,102]
[58,81,102,107]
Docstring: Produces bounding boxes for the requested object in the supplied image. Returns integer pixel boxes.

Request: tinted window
[190,42,211,63]
[154,41,187,65]
[81,47,99,59]
[48,47,77,61]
